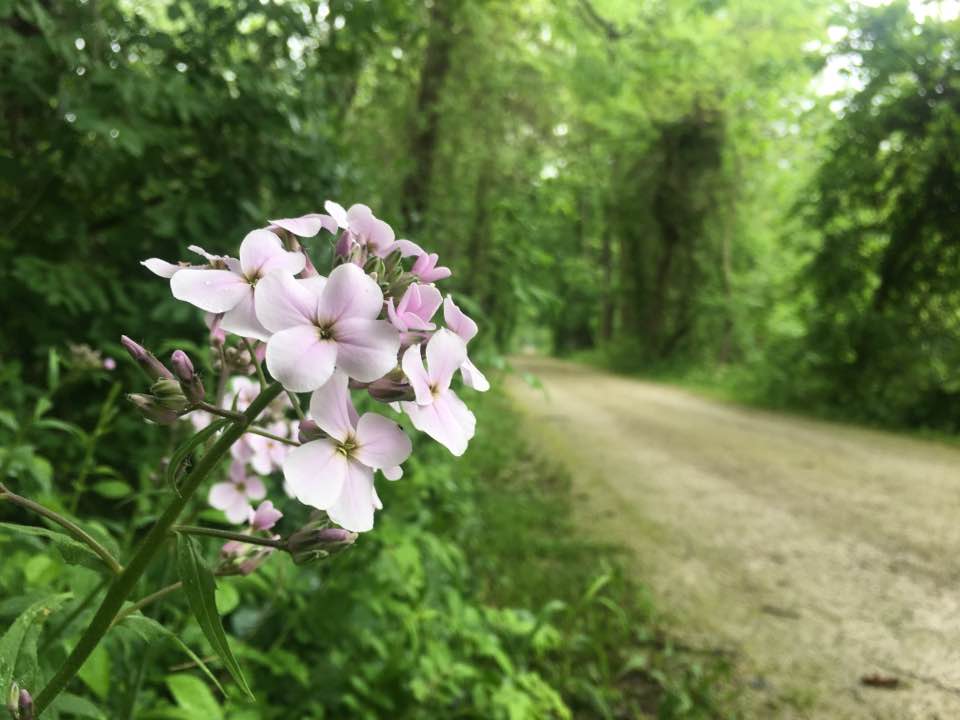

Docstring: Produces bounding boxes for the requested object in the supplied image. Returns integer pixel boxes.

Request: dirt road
[507,356,960,719]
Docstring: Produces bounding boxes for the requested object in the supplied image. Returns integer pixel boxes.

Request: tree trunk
[401,1,458,231]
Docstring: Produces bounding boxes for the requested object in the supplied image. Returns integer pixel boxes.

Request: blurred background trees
[2,0,958,427]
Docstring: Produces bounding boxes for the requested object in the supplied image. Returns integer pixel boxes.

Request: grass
[568,347,960,448]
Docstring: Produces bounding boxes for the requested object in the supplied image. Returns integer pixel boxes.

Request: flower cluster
[142,202,486,532]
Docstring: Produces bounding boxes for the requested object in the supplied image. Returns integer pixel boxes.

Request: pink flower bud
[127,393,179,425]
[121,335,174,380]
[170,350,194,381]
[297,419,325,443]
[13,689,33,720]
[335,230,353,258]
[171,350,205,403]
[287,524,357,564]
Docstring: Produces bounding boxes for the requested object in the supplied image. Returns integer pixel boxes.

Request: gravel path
[507,356,960,719]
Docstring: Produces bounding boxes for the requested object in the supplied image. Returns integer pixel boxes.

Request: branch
[577,0,631,40]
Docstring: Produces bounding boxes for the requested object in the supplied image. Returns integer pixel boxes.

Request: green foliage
[787,2,960,428]
[176,534,253,699]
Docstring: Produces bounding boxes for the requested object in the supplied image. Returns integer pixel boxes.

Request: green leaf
[77,643,111,700]
[0,410,18,433]
[49,692,107,719]
[0,593,71,700]
[47,347,60,392]
[92,480,132,499]
[166,674,224,720]
[214,580,239,615]
[0,522,110,573]
[165,420,229,493]
[33,418,88,442]
[176,535,253,698]
[115,613,225,697]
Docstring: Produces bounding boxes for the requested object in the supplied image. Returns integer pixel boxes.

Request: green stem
[110,581,183,629]
[173,524,286,549]
[0,487,123,575]
[194,404,298,446]
[243,338,268,390]
[33,382,284,715]
[246,426,299,446]
[196,402,242,421]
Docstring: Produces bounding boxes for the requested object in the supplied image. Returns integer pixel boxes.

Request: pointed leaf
[0,522,110,573]
[0,593,71,700]
[176,534,253,699]
[114,613,225,697]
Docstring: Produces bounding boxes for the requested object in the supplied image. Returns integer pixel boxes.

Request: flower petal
[401,389,475,456]
[142,258,181,278]
[224,495,252,524]
[308,372,354,442]
[239,229,297,278]
[382,466,403,481]
[269,213,338,238]
[250,500,283,531]
[461,357,490,392]
[282,439,348,510]
[221,288,270,340]
[244,476,267,500]
[426,329,467,390]
[333,318,400,382]
[443,295,478,342]
[324,200,349,228]
[327,460,376,532]
[265,325,337,393]
[209,482,241,511]
[317,263,384,323]
[401,344,432,405]
[392,239,424,257]
[171,268,249,313]
[255,272,321,333]
[354,413,412,469]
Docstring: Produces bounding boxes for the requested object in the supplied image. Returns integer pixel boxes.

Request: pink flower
[386,283,442,334]
[249,500,283,531]
[411,252,451,283]
[255,264,400,393]
[400,329,476,456]
[282,373,412,532]
[103,357,117,371]
[267,213,338,238]
[443,296,490,392]
[170,230,306,340]
[209,461,267,524]
[324,201,398,258]
[247,421,294,475]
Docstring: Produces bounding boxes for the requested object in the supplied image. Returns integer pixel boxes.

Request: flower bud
[297,419,325,443]
[366,374,416,403]
[7,683,19,718]
[170,349,194,380]
[334,230,353,258]
[170,350,205,404]
[17,690,33,720]
[150,378,189,411]
[127,393,180,425]
[363,256,385,278]
[287,525,357,564]
[121,335,174,380]
[383,248,403,272]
